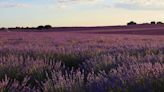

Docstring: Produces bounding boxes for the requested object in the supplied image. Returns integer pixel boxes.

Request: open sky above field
[0,0,164,27]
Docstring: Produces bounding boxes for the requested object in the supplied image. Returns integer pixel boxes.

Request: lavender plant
[0,31,163,92]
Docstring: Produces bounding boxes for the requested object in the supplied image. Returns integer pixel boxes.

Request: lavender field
[0,31,164,92]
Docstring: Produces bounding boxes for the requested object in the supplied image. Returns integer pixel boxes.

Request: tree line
[1,21,164,31]
[127,21,164,25]
[0,25,52,31]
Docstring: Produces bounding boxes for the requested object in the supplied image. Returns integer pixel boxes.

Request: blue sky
[0,0,164,27]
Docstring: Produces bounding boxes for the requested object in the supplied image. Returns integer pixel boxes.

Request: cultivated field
[0,27,164,92]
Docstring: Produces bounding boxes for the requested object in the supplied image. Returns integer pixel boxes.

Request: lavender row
[0,32,163,92]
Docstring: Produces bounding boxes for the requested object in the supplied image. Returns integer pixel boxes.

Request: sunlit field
[0,30,164,92]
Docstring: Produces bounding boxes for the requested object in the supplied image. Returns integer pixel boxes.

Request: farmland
[0,26,164,92]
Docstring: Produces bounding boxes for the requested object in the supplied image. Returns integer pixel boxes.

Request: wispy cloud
[108,0,164,10]
[56,0,103,9]
[57,0,103,4]
[55,0,164,10]
[0,0,31,8]
[1,0,164,10]
[0,2,31,8]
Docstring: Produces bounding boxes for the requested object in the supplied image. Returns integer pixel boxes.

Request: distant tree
[0,27,9,31]
[16,27,20,29]
[25,27,29,29]
[150,21,156,24]
[45,25,52,29]
[37,25,44,30]
[0,27,5,30]
[142,23,149,25]
[127,21,137,25]
[157,21,163,24]
[31,27,35,29]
